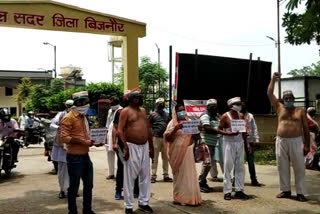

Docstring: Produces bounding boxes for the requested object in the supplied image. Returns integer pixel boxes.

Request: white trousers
[58,162,69,192]
[223,141,245,194]
[107,150,116,176]
[123,142,151,209]
[276,136,306,195]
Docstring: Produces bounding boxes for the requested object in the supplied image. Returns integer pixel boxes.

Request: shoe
[151,177,156,183]
[297,194,307,202]
[138,204,153,213]
[58,191,66,199]
[115,192,122,200]
[199,183,213,193]
[224,193,232,200]
[276,191,291,198]
[251,181,262,187]
[83,211,95,214]
[234,191,249,200]
[125,208,134,214]
[163,177,173,182]
[106,175,115,180]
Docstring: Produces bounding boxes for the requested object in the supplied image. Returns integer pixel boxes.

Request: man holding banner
[218,97,250,201]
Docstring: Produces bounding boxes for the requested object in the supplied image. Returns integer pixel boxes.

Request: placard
[230,119,246,133]
[182,120,200,135]
[183,100,207,120]
[90,128,107,145]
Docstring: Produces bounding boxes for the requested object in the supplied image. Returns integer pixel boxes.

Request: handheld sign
[231,119,246,133]
[182,120,200,135]
[90,128,107,145]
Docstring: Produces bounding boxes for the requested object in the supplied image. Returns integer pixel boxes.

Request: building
[0,70,53,116]
[274,76,320,111]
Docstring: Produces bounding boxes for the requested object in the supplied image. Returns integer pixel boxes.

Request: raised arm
[267,72,281,112]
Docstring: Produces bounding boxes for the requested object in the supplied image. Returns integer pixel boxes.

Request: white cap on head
[156,98,165,104]
[65,100,74,106]
[227,97,241,107]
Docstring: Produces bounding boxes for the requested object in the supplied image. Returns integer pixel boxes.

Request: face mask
[241,107,247,113]
[111,104,120,111]
[177,111,187,120]
[284,101,294,108]
[76,104,90,115]
[231,105,241,112]
[157,104,165,110]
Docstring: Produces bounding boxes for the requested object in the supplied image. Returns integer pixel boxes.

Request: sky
[0,0,319,84]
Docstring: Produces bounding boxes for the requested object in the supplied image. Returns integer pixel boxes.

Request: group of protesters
[50,72,318,214]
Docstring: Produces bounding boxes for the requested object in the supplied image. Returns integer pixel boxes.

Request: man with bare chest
[218,97,251,200]
[267,72,310,202]
[118,89,154,214]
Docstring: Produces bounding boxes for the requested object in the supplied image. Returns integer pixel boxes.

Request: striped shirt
[200,113,220,146]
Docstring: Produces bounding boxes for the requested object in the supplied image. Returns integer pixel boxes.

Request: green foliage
[48,79,64,95]
[46,89,77,111]
[253,146,276,165]
[288,60,320,76]
[26,84,49,113]
[13,77,32,103]
[86,82,123,110]
[282,0,320,46]
[139,56,169,99]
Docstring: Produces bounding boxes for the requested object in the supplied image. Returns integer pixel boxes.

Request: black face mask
[241,107,247,113]
[157,104,165,110]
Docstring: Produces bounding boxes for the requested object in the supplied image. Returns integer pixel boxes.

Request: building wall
[274,79,305,99]
[0,86,19,115]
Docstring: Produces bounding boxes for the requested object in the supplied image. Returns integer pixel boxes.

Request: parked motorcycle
[24,118,46,147]
[0,135,23,177]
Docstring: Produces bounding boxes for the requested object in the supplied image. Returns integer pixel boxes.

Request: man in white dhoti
[218,97,250,200]
[51,99,74,199]
[268,72,310,202]
[118,88,154,214]
[105,96,121,180]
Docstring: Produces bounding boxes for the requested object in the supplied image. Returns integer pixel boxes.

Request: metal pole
[54,45,57,78]
[246,53,253,103]
[158,46,160,97]
[169,45,172,116]
[111,44,114,84]
[277,0,281,99]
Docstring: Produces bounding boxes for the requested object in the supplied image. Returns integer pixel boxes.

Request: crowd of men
[0,72,318,213]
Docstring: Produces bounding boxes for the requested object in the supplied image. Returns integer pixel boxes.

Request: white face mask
[111,104,120,111]
[75,104,90,115]
[231,105,242,112]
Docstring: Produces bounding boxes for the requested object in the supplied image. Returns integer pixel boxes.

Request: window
[10,107,17,116]
[5,87,13,96]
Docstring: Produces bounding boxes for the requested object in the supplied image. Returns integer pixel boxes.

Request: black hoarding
[176,53,272,114]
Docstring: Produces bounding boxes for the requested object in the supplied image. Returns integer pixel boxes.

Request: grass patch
[254,149,276,165]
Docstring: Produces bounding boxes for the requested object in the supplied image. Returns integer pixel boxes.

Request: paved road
[0,145,320,214]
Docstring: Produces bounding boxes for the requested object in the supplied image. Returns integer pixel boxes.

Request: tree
[288,60,320,76]
[48,78,64,96]
[26,84,49,113]
[13,77,33,115]
[139,56,168,98]
[282,0,320,47]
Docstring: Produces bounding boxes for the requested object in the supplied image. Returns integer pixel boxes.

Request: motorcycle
[24,118,46,147]
[0,135,23,177]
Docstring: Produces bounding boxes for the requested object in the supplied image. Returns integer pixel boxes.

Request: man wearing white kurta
[268,72,310,202]
[105,97,121,180]
[51,99,74,199]
[218,97,250,200]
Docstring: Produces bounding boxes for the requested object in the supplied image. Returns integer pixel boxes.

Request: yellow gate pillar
[122,36,139,91]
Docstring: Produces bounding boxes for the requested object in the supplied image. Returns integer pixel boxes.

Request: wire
[148,25,274,47]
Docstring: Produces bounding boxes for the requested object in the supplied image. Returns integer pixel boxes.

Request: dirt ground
[0,145,320,214]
